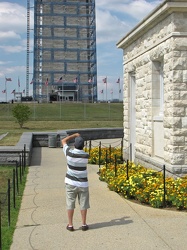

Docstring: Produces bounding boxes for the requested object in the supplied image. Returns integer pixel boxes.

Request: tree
[12,104,32,128]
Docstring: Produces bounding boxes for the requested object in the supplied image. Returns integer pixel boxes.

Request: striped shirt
[63,144,89,187]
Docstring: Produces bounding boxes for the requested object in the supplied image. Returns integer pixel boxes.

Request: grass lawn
[0,102,123,146]
[0,102,123,121]
[0,166,28,250]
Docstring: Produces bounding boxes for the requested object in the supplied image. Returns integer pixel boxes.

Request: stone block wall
[117,1,187,173]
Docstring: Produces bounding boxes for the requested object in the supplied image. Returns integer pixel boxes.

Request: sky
[0,0,162,102]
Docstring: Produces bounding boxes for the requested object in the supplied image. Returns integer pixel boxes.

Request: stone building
[117,0,187,174]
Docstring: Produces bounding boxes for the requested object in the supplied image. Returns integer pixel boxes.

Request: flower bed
[88,148,187,210]
[88,147,122,165]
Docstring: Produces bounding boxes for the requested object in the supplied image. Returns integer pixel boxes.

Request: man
[61,133,90,232]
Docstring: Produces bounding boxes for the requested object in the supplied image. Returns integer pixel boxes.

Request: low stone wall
[0,132,33,167]
[0,128,123,166]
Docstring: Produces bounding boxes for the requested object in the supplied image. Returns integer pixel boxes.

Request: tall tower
[33,0,97,102]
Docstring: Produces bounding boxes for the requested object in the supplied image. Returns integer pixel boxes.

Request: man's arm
[61,133,80,147]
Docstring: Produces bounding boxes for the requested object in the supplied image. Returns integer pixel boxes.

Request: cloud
[0,66,26,74]
[0,60,12,65]
[0,2,30,52]
[95,0,162,44]
[0,65,26,79]
[0,64,31,74]
[116,0,163,20]
[96,9,130,44]
[96,0,162,20]
[0,2,33,53]
[96,0,130,8]
[0,31,21,41]
[0,2,27,33]
[0,45,26,53]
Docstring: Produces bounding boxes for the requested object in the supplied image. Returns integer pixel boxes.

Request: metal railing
[0,145,27,250]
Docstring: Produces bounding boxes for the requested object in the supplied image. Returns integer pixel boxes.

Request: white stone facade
[117,0,187,174]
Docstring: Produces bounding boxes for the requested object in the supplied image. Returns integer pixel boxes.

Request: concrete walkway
[0,132,8,141]
[10,145,187,250]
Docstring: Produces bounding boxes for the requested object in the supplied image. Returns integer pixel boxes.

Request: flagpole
[111,89,113,101]
[5,78,7,103]
[60,92,62,119]
[116,77,121,101]
[18,77,20,92]
[92,80,93,103]
[106,77,107,103]
[75,77,78,103]
[77,77,79,103]
[34,100,36,120]
[61,80,63,103]
[47,85,48,103]
[119,79,120,101]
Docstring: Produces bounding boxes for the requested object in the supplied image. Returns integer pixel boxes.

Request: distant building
[117,0,187,174]
[13,92,22,102]
[33,0,97,102]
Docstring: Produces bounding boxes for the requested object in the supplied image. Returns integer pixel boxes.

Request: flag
[6,77,12,81]
[23,89,25,94]
[57,76,63,83]
[73,77,78,83]
[18,77,20,87]
[2,89,6,93]
[116,78,120,83]
[119,89,121,93]
[30,79,33,84]
[45,78,48,86]
[88,78,92,83]
[100,89,103,93]
[103,77,107,84]
[111,89,113,94]
[11,89,15,94]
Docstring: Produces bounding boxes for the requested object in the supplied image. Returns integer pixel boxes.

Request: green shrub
[12,104,31,128]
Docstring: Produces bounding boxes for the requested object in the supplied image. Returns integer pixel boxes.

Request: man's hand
[61,133,80,147]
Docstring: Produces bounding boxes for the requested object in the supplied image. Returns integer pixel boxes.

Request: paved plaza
[10,142,187,250]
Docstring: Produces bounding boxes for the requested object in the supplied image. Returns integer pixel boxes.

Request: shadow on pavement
[89,216,133,230]
[30,147,42,166]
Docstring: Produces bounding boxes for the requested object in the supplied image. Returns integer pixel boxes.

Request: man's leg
[80,209,87,225]
[67,209,74,226]
[66,184,77,228]
[79,187,90,226]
